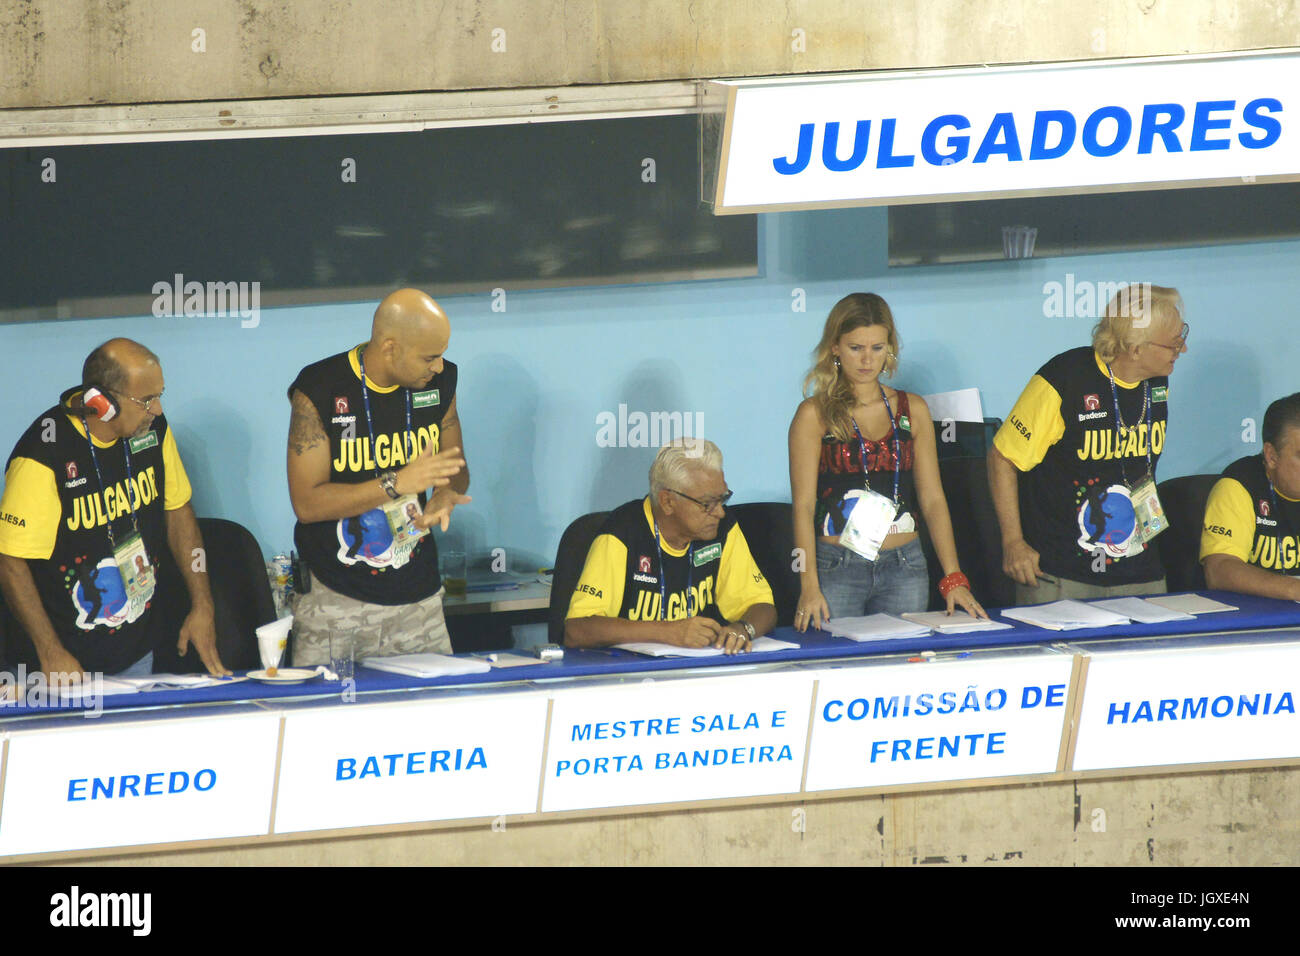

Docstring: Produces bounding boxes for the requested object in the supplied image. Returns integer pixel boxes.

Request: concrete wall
[49,766,1300,865]
[3,0,1298,110]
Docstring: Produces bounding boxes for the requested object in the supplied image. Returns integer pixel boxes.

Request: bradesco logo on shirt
[804,654,1075,791]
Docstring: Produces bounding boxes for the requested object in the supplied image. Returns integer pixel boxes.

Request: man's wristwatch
[379,470,400,500]
[739,620,756,640]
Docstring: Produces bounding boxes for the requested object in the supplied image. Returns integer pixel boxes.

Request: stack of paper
[476,652,544,669]
[614,636,799,658]
[901,611,1014,634]
[54,673,245,700]
[1001,600,1131,631]
[360,653,492,678]
[1146,594,1239,614]
[825,614,932,642]
[615,643,722,658]
[1089,597,1195,623]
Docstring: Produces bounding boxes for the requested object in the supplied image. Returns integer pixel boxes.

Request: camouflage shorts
[292,578,452,666]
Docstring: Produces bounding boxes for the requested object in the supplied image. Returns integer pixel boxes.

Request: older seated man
[565,440,776,655]
[1201,393,1300,599]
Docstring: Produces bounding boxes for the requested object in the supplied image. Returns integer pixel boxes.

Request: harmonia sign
[703,50,1299,212]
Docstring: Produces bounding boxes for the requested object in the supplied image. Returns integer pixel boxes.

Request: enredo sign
[1072,642,1300,771]
[805,654,1075,791]
[542,671,813,812]
[0,712,280,856]
[707,50,1298,212]
[273,692,548,833]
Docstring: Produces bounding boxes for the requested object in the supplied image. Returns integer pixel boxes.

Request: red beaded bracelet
[938,572,970,597]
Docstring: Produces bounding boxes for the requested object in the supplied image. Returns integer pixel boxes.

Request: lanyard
[1269,480,1287,524]
[80,415,144,554]
[1105,364,1152,482]
[850,384,901,506]
[653,520,695,620]
[358,347,413,479]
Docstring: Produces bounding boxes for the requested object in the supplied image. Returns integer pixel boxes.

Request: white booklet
[1001,600,1131,631]
[614,636,799,658]
[475,652,545,669]
[901,611,1014,634]
[825,614,932,641]
[1146,594,1239,615]
[361,653,492,678]
[53,673,246,700]
[1089,597,1196,623]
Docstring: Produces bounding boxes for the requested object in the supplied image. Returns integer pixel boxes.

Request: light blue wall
[2,208,1296,572]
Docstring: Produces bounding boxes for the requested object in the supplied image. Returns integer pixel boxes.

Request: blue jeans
[815,538,929,618]
[115,651,154,678]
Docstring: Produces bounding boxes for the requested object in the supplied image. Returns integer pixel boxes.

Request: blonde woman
[788,292,985,631]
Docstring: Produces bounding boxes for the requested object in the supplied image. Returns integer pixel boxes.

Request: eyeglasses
[1147,323,1190,354]
[113,388,164,412]
[668,488,733,514]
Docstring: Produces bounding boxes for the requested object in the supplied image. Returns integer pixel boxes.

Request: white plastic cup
[255,616,292,671]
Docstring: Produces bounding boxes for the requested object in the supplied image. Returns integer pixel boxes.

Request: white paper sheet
[922,387,984,424]
[360,653,492,678]
[613,636,799,658]
[1145,594,1239,614]
[825,614,932,641]
[901,611,1015,634]
[1000,600,1130,630]
[1089,597,1196,623]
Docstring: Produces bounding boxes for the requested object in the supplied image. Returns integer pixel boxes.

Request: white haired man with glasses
[565,439,776,654]
[0,338,228,679]
[988,284,1189,603]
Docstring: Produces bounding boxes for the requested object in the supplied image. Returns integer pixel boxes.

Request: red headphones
[82,386,119,422]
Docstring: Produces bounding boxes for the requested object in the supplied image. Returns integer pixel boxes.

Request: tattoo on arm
[289,391,327,456]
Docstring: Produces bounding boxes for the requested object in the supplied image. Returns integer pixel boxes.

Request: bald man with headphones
[0,339,228,680]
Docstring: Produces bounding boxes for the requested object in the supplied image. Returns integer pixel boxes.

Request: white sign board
[805,656,1075,791]
[0,712,280,856]
[1073,643,1300,771]
[274,692,549,833]
[710,50,1299,211]
[541,672,813,812]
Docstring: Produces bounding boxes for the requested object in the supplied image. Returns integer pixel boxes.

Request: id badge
[839,490,898,561]
[383,494,428,562]
[113,531,155,621]
[1129,472,1167,547]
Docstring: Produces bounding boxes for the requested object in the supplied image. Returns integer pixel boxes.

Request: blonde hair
[802,293,900,442]
[649,439,723,498]
[1092,284,1184,362]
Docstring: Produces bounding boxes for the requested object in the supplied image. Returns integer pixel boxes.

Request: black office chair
[548,510,610,645]
[934,455,1017,610]
[728,501,798,628]
[1156,474,1221,592]
[154,517,279,672]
